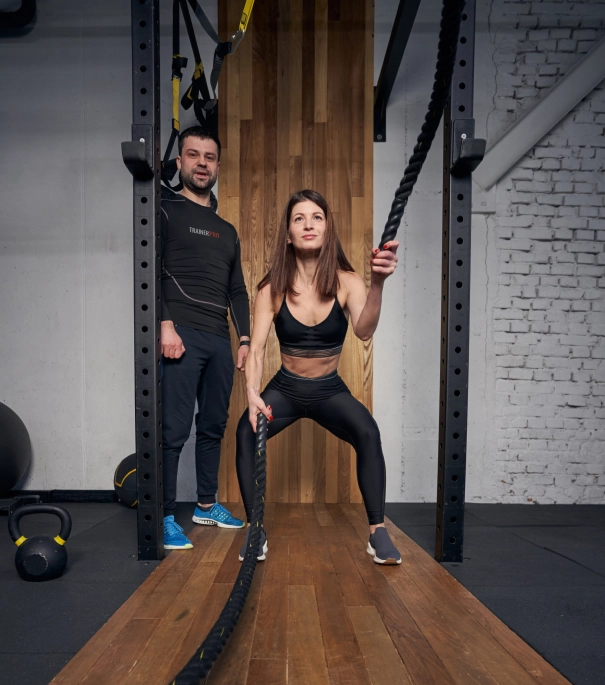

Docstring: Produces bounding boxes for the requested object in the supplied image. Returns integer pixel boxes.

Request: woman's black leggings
[236,367,386,525]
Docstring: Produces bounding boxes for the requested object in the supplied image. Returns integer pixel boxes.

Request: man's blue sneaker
[164,515,193,550]
[192,502,245,529]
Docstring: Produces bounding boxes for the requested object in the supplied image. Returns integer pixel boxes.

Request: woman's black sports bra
[274,295,348,358]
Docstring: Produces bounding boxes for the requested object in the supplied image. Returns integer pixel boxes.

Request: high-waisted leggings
[236,367,386,525]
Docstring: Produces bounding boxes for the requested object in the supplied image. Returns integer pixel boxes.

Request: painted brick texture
[489,0,605,503]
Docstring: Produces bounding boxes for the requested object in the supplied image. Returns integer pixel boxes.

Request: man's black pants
[162,326,234,512]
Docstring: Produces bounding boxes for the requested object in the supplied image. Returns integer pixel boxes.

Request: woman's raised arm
[245,284,275,431]
[345,240,399,341]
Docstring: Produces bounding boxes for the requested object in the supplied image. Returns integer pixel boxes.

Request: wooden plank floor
[51,503,571,685]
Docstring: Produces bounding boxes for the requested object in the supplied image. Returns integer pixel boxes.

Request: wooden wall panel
[218,0,373,506]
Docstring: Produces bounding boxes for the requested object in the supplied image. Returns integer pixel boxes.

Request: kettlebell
[8,504,72,581]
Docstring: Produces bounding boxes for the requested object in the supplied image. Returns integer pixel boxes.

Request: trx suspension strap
[196,0,256,104]
[162,0,189,192]
[161,0,255,195]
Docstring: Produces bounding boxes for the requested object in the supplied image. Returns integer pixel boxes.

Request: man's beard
[181,167,217,195]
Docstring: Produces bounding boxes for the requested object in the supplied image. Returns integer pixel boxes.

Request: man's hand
[161,321,186,359]
[236,339,250,372]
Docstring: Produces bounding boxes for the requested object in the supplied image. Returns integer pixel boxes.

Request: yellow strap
[172,77,180,124]
[54,536,66,546]
[238,0,255,32]
[15,535,27,547]
[193,61,204,79]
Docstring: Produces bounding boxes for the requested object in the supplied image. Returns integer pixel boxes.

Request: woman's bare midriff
[281,352,341,378]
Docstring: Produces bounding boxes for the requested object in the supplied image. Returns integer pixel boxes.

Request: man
[161,126,250,550]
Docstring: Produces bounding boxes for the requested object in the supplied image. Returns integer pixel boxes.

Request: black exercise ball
[114,453,138,507]
[0,402,32,494]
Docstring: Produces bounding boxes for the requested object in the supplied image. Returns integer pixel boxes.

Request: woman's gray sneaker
[238,525,268,561]
[367,527,401,565]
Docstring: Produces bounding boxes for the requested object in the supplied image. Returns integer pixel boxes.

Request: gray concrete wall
[0,0,216,493]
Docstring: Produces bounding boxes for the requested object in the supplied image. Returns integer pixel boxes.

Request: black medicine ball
[114,453,138,507]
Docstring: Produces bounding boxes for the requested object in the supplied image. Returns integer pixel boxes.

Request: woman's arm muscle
[342,241,399,341]
[245,284,274,430]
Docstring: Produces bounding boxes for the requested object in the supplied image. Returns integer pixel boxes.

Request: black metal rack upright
[123,0,164,561]
[122,0,480,563]
[435,0,478,563]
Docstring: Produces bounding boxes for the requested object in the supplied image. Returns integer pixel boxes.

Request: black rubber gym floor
[386,503,605,685]
[0,502,603,685]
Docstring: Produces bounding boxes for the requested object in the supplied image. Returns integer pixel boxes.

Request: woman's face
[287,200,327,252]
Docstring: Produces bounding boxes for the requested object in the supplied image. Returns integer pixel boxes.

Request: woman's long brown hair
[258,189,354,299]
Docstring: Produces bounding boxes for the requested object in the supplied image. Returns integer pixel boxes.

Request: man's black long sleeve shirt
[160,194,250,339]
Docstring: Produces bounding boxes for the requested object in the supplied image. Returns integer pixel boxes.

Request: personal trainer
[161,126,249,549]
[236,189,402,565]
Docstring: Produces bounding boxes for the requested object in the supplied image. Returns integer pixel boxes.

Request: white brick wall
[488,0,605,502]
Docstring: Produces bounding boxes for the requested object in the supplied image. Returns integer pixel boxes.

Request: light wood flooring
[51,503,570,685]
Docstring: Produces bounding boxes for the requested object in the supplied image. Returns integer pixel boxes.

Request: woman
[236,189,401,564]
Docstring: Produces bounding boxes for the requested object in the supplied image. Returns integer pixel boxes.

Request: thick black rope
[380,0,466,248]
[169,2,465,682]
[170,414,267,685]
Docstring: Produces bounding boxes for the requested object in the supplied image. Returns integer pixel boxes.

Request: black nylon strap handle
[187,0,221,45]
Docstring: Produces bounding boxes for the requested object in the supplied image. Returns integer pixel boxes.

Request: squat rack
[123,0,482,563]
[122,0,163,561]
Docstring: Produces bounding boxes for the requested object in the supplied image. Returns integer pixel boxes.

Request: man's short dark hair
[178,126,221,160]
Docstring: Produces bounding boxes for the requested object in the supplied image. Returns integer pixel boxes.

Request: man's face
[177,136,220,194]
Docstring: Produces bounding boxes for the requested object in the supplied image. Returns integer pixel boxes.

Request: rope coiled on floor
[171,415,267,685]
[170,1,465,681]
[379,0,466,248]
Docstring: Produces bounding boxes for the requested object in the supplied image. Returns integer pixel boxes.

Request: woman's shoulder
[338,269,364,291]
[256,282,281,312]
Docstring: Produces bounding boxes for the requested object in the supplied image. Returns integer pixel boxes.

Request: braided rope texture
[380,0,466,248]
[170,2,465,681]
[171,415,268,685]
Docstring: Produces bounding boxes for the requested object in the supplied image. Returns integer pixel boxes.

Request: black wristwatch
[239,340,251,347]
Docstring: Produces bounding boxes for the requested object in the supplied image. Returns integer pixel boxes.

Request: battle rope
[169,0,465,681]
[379,0,466,247]
[170,414,267,685]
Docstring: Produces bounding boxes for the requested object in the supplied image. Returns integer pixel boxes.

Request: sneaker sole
[192,515,245,529]
[165,543,193,550]
[239,540,269,562]
[367,542,402,565]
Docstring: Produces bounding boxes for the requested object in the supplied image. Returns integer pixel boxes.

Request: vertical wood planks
[218,0,373,507]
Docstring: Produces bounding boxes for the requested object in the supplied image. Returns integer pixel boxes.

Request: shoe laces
[165,518,182,537]
[212,503,231,521]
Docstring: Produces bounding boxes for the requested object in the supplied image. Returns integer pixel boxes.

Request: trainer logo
[190,227,220,238]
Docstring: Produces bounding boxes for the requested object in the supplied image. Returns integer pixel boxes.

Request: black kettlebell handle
[8,504,72,547]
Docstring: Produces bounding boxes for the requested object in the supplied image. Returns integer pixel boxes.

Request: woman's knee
[356,417,382,449]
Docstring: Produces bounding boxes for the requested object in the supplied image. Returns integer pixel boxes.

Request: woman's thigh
[236,387,304,451]
[310,392,381,449]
